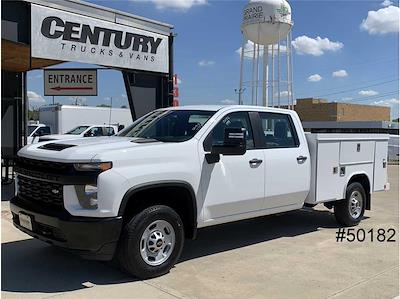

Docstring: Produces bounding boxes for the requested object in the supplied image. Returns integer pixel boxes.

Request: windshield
[66,126,90,135]
[119,110,215,142]
[28,126,38,136]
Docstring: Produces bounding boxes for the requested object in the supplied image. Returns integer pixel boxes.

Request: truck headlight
[74,162,112,172]
[75,184,98,209]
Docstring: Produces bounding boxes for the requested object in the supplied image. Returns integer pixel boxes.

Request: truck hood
[18,136,164,162]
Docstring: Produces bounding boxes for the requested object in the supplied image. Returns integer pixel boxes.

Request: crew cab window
[259,112,299,148]
[85,127,103,137]
[204,112,254,151]
[104,127,115,136]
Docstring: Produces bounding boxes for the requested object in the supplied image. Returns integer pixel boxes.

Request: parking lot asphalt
[2,166,399,299]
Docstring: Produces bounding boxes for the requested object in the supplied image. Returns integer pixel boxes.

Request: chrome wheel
[348,190,363,219]
[140,220,175,266]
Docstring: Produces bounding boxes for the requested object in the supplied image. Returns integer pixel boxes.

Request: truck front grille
[16,157,71,173]
[17,176,64,209]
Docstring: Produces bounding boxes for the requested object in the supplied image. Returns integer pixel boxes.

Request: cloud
[198,60,215,67]
[147,0,207,10]
[291,35,344,56]
[236,40,287,59]
[358,90,379,96]
[220,99,236,105]
[372,98,399,106]
[121,94,127,98]
[332,70,348,78]
[275,90,292,97]
[177,78,182,84]
[360,6,400,34]
[308,74,322,82]
[341,97,353,101]
[27,91,46,104]
[381,0,393,7]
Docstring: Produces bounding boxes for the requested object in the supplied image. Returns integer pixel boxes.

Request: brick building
[294,98,391,122]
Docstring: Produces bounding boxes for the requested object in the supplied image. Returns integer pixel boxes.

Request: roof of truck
[165,105,295,114]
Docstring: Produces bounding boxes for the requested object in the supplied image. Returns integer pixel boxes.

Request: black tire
[117,205,184,279]
[334,182,366,226]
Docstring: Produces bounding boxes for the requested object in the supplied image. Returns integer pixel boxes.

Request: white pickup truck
[11,105,389,279]
[38,124,119,142]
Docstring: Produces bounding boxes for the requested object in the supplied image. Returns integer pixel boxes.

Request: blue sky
[27,0,399,119]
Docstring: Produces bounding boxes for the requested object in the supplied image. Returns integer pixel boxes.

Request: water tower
[238,0,294,108]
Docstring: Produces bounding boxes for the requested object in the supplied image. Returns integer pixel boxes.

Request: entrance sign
[31,4,169,73]
[44,69,97,96]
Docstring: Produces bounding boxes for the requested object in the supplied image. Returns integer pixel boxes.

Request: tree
[97,104,111,108]
[120,105,128,108]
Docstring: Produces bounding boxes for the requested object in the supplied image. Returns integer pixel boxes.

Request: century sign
[31,5,169,73]
[44,69,97,96]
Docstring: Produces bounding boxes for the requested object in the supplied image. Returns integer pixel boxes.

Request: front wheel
[117,205,184,279]
[334,182,366,226]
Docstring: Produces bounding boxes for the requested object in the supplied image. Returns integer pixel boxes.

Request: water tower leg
[239,36,246,105]
[289,29,294,110]
[251,42,256,105]
[271,44,274,108]
[286,34,291,109]
[262,45,269,107]
[277,30,281,108]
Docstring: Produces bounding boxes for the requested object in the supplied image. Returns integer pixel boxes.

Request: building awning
[2,39,61,72]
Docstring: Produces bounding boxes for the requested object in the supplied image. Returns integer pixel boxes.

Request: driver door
[198,111,265,222]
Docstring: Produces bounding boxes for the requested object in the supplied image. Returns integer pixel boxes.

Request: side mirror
[211,127,247,156]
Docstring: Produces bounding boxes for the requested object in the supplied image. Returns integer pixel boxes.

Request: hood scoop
[38,143,77,151]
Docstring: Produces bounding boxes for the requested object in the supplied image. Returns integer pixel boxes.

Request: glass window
[36,126,50,135]
[86,127,103,137]
[66,126,90,135]
[104,127,115,136]
[121,110,215,142]
[259,112,298,148]
[28,126,37,136]
[204,112,254,151]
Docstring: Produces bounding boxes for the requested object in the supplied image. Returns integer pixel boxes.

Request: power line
[295,74,398,97]
[313,79,398,98]
[345,91,399,103]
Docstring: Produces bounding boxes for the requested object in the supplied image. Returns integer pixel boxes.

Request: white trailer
[39,105,133,134]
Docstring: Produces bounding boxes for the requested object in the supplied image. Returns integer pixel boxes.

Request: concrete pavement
[2,166,399,298]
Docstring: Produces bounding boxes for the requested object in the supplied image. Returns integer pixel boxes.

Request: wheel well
[119,184,197,239]
[348,174,371,210]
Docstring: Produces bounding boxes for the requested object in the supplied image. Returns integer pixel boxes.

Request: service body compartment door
[340,141,375,164]
[373,141,388,191]
[316,141,343,202]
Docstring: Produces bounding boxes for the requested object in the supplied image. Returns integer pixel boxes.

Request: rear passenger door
[258,112,310,209]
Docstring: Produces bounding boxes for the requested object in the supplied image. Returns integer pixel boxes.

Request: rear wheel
[117,205,184,279]
[334,182,366,226]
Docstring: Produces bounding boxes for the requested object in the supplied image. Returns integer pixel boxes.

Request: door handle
[297,156,308,163]
[249,158,263,166]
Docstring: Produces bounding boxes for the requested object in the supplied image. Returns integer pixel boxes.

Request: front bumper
[10,196,123,261]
